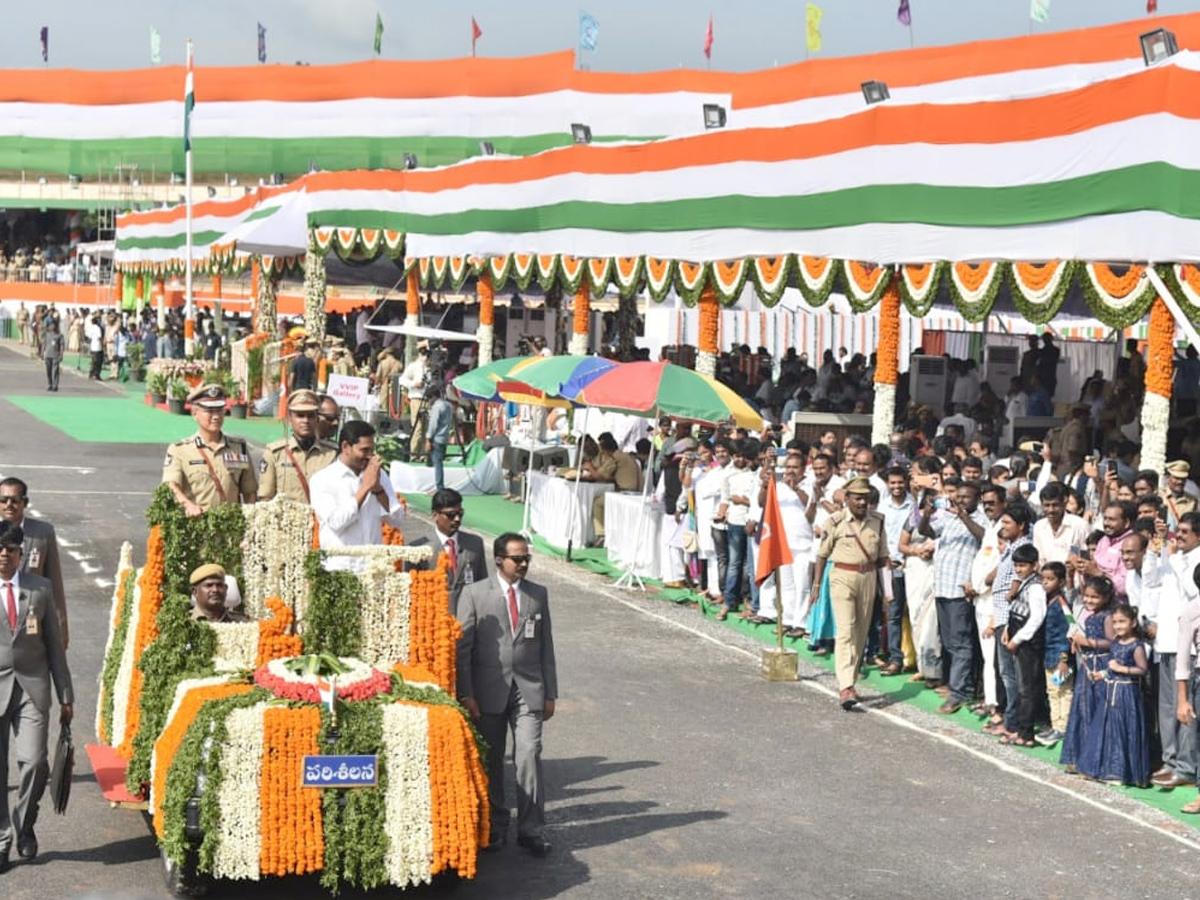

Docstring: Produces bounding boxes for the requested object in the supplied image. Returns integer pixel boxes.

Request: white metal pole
[183,39,196,356]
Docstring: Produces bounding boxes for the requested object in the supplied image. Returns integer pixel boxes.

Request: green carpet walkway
[404,489,1200,832]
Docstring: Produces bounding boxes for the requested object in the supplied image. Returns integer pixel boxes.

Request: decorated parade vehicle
[90,487,487,896]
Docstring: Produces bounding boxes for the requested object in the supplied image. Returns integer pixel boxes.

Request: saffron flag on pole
[150,26,162,65]
[579,12,599,52]
[755,475,795,587]
[39,26,49,63]
[258,22,267,63]
[184,43,194,153]
[1030,0,1050,23]
[703,14,714,60]
[374,13,384,55]
[897,0,911,26]
[806,3,823,52]
[472,17,483,56]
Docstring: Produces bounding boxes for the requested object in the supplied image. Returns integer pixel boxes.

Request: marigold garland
[953,261,992,294]
[573,283,590,335]
[477,272,495,327]
[255,657,393,703]
[406,269,421,317]
[117,525,166,758]
[698,288,720,354]
[256,596,303,666]
[1146,297,1176,400]
[151,681,253,837]
[407,566,459,692]
[260,706,325,877]
[1092,262,1145,297]
[874,283,901,388]
[420,701,489,879]
[97,560,134,744]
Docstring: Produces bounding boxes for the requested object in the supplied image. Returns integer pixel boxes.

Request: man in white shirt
[1147,513,1200,789]
[310,420,406,573]
[715,439,761,621]
[1032,482,1089,565]
[84,313,104,380]
[879,467,914,675]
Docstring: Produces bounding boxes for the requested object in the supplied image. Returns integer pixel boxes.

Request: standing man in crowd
[1162,461,1198,529]
[412,489,488,614]
[289,341,318,392]
[42,320,64,392]
[257,390,337,504]
[399,341,430,460]
[456,533,557,856]
[0,520,73,871]
[0,479,67,650]
[85,312,104,381]
[162,384,258,517]
[315,395,341,443]
[1075,501,1134,602]
[920,480,987,714]
[425,384,455,493]
[310,420,405,572]
[811,477,891,710]
[879,466,914,676]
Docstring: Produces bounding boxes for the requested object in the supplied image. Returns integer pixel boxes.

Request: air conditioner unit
[985,345,1021,396]
[909,355,948,414]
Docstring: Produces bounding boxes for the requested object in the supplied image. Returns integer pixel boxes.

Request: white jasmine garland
[871,382,897,447]
[242,498,316,620]
[96,542,134,740]
[359,560,412,668]
[109,575,144,749]
[211,702,267,881]
[1140,391,1168,477]
[381,703,434,887]
[696,350,717,379]
[210,622,261,671]
[263,655,377,689]
[476,323,494,366]
[149,675,236,812]
[567,332,588,357]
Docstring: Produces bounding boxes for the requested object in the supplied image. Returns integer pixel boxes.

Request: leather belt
[833,562,876,574]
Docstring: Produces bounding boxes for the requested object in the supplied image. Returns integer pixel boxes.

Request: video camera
[422,339,449,390]
[516,333,541,357]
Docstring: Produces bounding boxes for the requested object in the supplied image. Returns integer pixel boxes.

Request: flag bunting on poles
[258,22,267,63]
[472,17,483,56]
[184,44,194,153]
[374,12,384,55]
[806,3,823,52]
[150,26,162,65]
[897,0,912,26]
[39,26,49,63]
[703,15,714,60]
[755,475,795,587]
[579,12,599,52]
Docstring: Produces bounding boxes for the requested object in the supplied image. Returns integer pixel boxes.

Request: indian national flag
[184,44,194,153]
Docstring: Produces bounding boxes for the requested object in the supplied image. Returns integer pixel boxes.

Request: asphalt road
[1,341,1198,900]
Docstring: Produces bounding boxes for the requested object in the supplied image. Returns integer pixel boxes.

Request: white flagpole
[184,39,196,355]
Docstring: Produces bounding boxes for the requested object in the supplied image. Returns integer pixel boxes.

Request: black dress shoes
[516,835,551,857]
[0,848,9,874]
[16,829,36,860]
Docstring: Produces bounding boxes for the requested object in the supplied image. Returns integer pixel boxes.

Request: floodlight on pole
[479,141,495,156]
[1141,28,1178,66]
[861,80,891,105]
[403,153,419,169]
[571,123,592,144]
[703,103,727,129]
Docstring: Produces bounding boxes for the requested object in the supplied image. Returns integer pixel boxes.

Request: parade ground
[2,340,1199,900]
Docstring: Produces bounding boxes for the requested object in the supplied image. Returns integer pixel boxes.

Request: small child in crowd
[1060,575,1116,775]
[1036,562,1073,748]
[1000,544,1046,747]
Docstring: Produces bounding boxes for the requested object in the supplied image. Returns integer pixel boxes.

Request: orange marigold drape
[478,272,494,326]
[874,282,901,386]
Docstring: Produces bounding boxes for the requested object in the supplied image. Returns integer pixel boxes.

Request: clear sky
[4,0,1197,71]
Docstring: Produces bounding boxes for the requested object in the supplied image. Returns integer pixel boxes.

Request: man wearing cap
[0,519,73,870]
[399,341,430,459]
[258,390,337,504]
[376,348,403,417]
[1163,461,1198,530]
[811,477,892,709]
[189,564,248,623]
[162,384,257,517]
[333,348,356,378]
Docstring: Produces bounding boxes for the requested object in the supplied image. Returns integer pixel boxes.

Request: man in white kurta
[750,454,813,633]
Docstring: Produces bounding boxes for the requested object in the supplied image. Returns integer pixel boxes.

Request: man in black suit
[456,533,557,857]
[0,521,73,872]
[0,479,67,649]
[410,489,488,615]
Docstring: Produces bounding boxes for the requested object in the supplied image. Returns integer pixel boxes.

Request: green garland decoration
[161,688,270,870]
[126,594,219,793]
[1007,260,1078,325]
[1078,264,1158,329]
[319,701,389,893]
[795,258,839,309]
[897,262,947,318]
[838,262,890,313]
[146,484,247,598]
[98,569,137,744]
[749,256,794,307]
[302,552,363,658]
[1154,264,1200,329]
[946,263,1004,324]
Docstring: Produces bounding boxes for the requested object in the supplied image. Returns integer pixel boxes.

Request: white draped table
[528,471,613,548]
[603,492,664,578]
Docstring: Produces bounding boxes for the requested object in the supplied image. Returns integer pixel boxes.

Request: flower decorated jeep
[93,488,487,896]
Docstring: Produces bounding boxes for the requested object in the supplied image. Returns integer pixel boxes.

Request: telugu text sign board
[301,754,379,788]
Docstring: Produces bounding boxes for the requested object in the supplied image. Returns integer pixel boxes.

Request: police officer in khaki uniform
[810,476,892,710]
[162,384,258,517]
[1162,460,1198,529]
[257,389,337,504]
[189,563,249,623]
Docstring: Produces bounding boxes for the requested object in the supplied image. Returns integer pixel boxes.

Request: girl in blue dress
[1079,603,1150,786]
[1059,575,1115,774]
